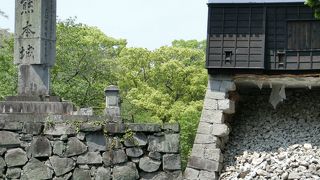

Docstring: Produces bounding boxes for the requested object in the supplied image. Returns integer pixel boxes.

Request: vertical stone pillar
[105,85,121,122]
[14,0,56,96]
[184,75,236,180]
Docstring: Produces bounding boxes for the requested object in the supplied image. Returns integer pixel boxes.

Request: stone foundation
[0,115,182,179]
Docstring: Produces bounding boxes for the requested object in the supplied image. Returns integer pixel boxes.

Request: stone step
[0,101,74,114]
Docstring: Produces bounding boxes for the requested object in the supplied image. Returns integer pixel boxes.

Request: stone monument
[0,0,73,114]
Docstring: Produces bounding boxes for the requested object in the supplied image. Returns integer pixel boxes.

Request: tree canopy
[306,0,320,18]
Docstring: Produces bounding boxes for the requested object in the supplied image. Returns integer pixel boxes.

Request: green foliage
[0,18,207,170]
[52,18,127,109]
[305,0,320,19]
[0,31,17,100]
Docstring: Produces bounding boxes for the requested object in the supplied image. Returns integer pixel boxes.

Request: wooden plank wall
[207,3,320,71]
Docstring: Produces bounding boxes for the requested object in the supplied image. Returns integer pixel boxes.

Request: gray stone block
[65,137,87,157]
[113,162,139,180]
[139,156,161,173]
[162,123,180,132]
[204,149,223,162]
[44,124,77,136]
[124,133,147,147]
[217,99,235,114]
[29,136,52,157]
[72,168,91,180]
[205,90,226,100]
[198,171,218,180]
[197,122,212,135]
[126,147,144,158]
[194,134,220,144]
[203,99,218,110]
[49,156,75,176]
[21,158,53,179]
[22,122,43,135]
[102,150,127,165]
[200,110,225,124]
[211,124,230,137]
[5,148,28,167]
[127,123,162,132]
[184,168,199,180]
[6,167,21,179]
[0,121,23,131]
[148,134,180,153]
[148,151,162,161]
[80,123,102,132]
[76,152,102,165]
[52,141,65,157]
[0,131,21,148]
[86,132,106,152]
[95,167,111,180]
[187,156,221,172]
[163,154,181,171]
[104,123,126,134]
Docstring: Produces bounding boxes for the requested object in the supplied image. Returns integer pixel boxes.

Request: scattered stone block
[200,110,225,124]
[148,151,162,160]
[162,123,180,132]
[53,141,65,157]
[44,124,77,136]
[103,150,127,165]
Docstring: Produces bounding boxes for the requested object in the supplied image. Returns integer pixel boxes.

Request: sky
[0,0,208,50]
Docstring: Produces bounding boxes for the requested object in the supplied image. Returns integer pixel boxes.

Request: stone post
[105,85,121,122]
[14,0,56,96]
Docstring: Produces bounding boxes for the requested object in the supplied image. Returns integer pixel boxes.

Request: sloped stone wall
[184,75,236,180]
[0,115,182,179]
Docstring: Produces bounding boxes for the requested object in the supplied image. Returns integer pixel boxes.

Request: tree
[51,18,126,110]
[116,41,207,168]
[0,30,17,99]
[305,0,320,18]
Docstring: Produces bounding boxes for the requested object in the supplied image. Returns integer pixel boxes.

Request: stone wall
[221,88,320,179]
[0,115,182,179]
[184,75,236,180]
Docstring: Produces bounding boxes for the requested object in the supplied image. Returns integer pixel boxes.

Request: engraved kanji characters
[20,0,34,15]
[21,21,35,38]
[19,45,35,60]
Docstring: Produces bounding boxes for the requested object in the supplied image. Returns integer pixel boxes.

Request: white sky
[0,0,208,50]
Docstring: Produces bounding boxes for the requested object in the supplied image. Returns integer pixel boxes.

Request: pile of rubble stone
[221,89,320,180]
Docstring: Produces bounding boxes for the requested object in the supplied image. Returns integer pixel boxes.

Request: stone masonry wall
[221,89,320,179]
[0,115,182,180]
[184,75,236,180]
